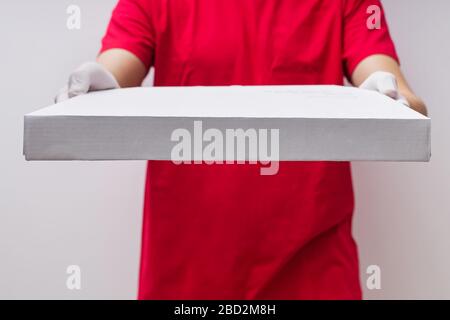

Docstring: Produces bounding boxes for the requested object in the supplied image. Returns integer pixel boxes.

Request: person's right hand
[55,62,120,103]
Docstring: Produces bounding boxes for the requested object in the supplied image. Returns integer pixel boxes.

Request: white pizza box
[23,85,431,162]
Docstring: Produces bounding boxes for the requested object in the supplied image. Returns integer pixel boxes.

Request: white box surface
[23,85,431,162]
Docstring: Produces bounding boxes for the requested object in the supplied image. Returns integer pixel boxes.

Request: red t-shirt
[101,0,398,299]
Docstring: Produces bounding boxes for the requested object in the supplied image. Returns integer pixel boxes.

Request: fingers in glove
[89,63,120,90]
[68,69,91,98]
[360,71,399,98]
[375,72,399,99]
[55,85,70,103]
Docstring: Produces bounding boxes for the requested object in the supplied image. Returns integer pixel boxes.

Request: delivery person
[56,0,427,299]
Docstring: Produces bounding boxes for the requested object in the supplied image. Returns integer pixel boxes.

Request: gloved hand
[55,62,120,103]
[359,71,409,106]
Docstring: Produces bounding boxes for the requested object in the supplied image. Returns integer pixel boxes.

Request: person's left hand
[359,71,409,106]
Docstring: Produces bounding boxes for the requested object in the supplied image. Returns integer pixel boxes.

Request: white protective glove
[359,71,409,106]
[55,62,120,103]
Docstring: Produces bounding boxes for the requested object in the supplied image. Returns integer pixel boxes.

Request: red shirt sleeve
[100,0,155,71]
[343,0,399,78]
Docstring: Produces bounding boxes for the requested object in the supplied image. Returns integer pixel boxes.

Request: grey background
[0,0,449,299]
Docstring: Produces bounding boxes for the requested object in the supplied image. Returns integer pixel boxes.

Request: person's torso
[139,2,356,298]
[144,0,353,231]
[150,0,345,86]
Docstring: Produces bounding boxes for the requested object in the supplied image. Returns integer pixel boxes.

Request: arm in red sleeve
[343,0,399,79]
[100,0,156,72]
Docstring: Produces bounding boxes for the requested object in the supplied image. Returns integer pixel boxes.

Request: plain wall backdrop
[0,0,449,299]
